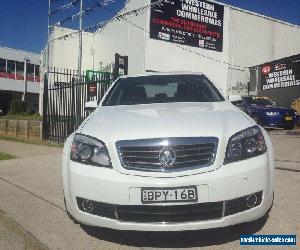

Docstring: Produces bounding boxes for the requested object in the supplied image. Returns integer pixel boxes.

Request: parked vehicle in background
[292,98,300,117]
[232,96,300,130]
[63,72,274,232]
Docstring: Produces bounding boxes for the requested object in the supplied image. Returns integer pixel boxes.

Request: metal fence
[42,68,113,143]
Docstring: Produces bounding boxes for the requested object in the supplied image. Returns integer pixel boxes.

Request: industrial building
[44,0,300,106]
[0,46,40,114]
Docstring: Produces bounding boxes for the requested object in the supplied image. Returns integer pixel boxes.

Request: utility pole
[76,0,83,127]
[43,0,51,117]
[78,0,83,79]
[47,0,51,74]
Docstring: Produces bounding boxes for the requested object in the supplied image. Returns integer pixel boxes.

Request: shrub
[10,100,28,115]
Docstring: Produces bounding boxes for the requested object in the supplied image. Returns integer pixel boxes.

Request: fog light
[81,199,94,213]
[246,194,258,208]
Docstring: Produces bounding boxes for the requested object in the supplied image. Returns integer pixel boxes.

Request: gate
[42,68,113,143]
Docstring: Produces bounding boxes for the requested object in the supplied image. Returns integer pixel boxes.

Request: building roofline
[51,25,93,35]
[0,45,40,56]
[250,53,300,68]
[99,0,300,31]
[210,0,300,29]
[95,0,130,32]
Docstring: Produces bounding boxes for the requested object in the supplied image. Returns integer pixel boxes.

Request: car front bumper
[257,115,296,128]
[63,152,274,231]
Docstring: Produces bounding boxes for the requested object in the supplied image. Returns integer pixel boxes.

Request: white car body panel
[63,72,274,231]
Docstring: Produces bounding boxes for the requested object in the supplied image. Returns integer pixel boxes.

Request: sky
[0,0,299,54]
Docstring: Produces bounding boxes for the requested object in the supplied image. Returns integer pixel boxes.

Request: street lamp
[22,57,30,102]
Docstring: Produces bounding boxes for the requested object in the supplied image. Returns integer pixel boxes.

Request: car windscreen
[245,97,277,106]
[102,74,224,106]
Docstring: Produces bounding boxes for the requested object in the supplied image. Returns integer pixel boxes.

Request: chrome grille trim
[116,137,218,172]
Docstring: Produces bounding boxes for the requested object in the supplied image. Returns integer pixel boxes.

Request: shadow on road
[80,215,268,248]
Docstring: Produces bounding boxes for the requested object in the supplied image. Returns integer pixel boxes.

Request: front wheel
[284,125,295,130]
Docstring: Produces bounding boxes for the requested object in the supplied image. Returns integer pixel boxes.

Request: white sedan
[62,72,274,231]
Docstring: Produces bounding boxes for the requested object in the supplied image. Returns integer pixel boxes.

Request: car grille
[76,191,263,223]
[116,137,218,172]
[117,202,223,223]
[76,197,222,222]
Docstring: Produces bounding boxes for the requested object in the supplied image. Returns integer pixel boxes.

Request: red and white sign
[262,65,271,75]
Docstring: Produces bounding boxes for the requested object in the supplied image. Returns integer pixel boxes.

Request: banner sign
[261,56,300,91]
[88,84,97,97]
[86,70,111,84]
[150,0,224,52]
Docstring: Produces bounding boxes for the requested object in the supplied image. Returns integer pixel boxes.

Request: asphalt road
[0,131,299,249]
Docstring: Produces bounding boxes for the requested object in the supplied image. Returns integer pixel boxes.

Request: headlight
[70,134,111,168]
[224,126,267,164]
[266,111,279,116]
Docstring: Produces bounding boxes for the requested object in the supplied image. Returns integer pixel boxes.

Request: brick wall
[0,119,41,140]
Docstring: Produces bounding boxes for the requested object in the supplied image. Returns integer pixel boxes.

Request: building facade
[0,46,40,114]
[44,0,300,102]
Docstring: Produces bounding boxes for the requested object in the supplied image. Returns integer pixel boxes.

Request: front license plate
[141,186,198,204]
[285,116,293,121]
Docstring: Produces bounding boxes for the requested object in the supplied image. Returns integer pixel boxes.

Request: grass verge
[0,135,63,148]
[0,114,42,121]
[0,152,16,161]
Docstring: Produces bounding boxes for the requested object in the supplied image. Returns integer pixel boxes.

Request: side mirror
[228,95,242,103]
[84,101,98,112]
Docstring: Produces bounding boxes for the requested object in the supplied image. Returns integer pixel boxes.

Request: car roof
[119,71,204,79]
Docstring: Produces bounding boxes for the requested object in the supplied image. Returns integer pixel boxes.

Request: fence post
[113,53,120,81]
[25,120,29,139]
[42,74,49,140]
[39,121,43,140]
[124,56,128,75]
[5,119,8,136]
[15,120,19,137]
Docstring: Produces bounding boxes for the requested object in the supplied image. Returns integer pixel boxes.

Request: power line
[85,19,111,32]
[48,30,79,43]
[49,0,114,28]
[48,0,249,73]
[99,0,162,20]
[101,3,247,72]
[47,0,116,42]
[48,19,111,43]
[50,0,80,15]
[51,2,101,27]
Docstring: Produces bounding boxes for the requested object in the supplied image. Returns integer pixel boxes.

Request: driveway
[0,134,299,249]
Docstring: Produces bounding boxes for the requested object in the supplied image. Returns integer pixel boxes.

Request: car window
[247,96,277,106]
[103,75,224,106]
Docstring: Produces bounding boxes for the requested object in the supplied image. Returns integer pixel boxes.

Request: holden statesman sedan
[62,72,274,231]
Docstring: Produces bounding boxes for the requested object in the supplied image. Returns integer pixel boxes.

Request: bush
[10,100,28,115]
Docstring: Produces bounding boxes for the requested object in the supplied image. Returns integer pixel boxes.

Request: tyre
[284,125,295,130]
